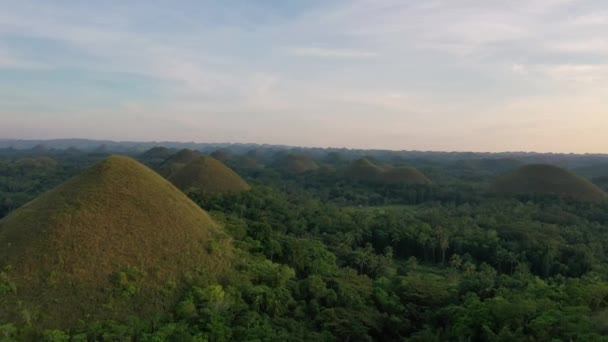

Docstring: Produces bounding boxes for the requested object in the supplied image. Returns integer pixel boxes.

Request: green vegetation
[168,156,251,195]
[492,164,607,202]
[2,146,608,340]
[0,156,232,327]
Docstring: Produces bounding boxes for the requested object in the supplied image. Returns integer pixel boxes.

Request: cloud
[543,64,608,84]
[286,47,378,59]
[547,38,608,54]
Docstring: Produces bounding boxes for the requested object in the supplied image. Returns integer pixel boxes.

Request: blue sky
[0,0,607,152]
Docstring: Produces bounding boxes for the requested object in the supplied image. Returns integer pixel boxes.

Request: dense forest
[2,142,608,340]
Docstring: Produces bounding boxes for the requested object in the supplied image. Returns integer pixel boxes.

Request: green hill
[158,148,202,177]
[491,164,607,202]
[0,156,232,327]
[278,154,319,173]
[345,158,431,185]
[346,158,385,181]
[168,156,251,195]
[383,166,432,185]
[141,146,173,159]
[210,149,231,163]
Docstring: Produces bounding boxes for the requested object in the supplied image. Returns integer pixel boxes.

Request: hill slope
[491,164,607,202]
[277,154,319,173]
[158,148,202,177]
[0,156,232,327]
[168,156,251,194]
[383,166,432,185]
[345,158,431,185]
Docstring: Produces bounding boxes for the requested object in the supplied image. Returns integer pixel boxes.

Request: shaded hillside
[141,146,174,160]
[384,166,432,185]
[491,164,607,202]
[0,156,232,327]
[158,148,202,177]
[346,158,385,181]
[210,149,231,163]
[276,154,319,173]
[345,158,431,185]
[168,156,251,194]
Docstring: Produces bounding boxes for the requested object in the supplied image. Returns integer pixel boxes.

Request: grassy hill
[277,154,319,173]
[491,164,607,202]
[346,158,384,181]
[383,166,432,185]
[158,148,202,177]
[0,156,233,327]
[345,158,431,185]
[210,149,231,163]
[141,146,174,159]
[168,156,251,194]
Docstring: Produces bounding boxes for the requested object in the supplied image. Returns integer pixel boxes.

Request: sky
[0,0,607,153]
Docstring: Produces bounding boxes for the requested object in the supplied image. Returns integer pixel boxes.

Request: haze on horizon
[0,0,607,153]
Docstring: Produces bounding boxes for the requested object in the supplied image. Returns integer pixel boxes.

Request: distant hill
[30,144,49,153]
[383,166,432,185]
[491,164,607,202]
[168,156,251,195]
[210,149,231,163]
[141,146,174,159]
[0,156,232,327]
[158,148,202,177]
[277,154,319,173]
[345,158,431,185]
[346,158,385,181]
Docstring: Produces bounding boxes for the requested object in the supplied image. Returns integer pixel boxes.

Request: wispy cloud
[1,0,607,152]
[286,47,378,59]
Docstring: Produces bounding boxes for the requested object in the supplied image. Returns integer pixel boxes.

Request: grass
[0,156,233,327]
[346,158,432,185]
[491,163,608,202]
[168,156,251,194]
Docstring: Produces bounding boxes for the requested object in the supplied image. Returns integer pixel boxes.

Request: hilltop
[345,158,431,185]
[491,164,607,202]
[383,166,432,185]
[158,148,202,177]
[277,154,319,173]
[346,158,385,181]
[210,149,231,163]
[0,156,232,327]
[168,156,251,195]
[141,146,174,160]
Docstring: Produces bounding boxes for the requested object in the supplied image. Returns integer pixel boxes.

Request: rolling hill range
[0,156,233,327]
[345,158,432,185]
[491,164,607,202]
[168,156,251,195]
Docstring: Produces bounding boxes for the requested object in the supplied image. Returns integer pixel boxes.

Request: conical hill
[345,158,431,185]
[491,164,607,202]
[168,156,251,195]
[278,154,319,173]
[0,156,232,327]
[158,148,202,177]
